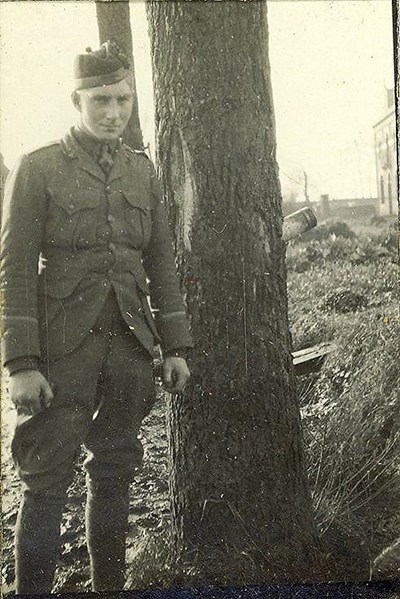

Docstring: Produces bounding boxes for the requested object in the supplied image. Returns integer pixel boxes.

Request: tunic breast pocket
[120,190,152,249]
[46,187,101,249]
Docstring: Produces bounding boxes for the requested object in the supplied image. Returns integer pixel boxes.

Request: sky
[0,0,395,201]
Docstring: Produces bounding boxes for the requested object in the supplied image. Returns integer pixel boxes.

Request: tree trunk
[0,153,9,226]
[95,0,143,150]
[147,0,320,585]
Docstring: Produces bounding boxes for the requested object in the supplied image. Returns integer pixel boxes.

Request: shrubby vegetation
[287,216,399,578]
[286,222,397,273]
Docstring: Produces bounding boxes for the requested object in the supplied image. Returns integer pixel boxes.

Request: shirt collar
[72,126,121,158]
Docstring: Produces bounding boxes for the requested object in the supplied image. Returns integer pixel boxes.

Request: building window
[387,87,395,109]
[385,133,391,168]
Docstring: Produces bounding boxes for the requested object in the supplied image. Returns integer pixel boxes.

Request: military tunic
[1,127,192,367]
[1,126,193,493]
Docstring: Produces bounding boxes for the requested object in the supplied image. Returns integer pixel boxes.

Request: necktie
[98,143,114,175]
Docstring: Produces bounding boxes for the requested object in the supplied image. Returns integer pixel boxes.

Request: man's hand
[162,357,190,393]
[9,370,54,416]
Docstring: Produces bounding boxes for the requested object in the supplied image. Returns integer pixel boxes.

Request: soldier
[1,42,192,594]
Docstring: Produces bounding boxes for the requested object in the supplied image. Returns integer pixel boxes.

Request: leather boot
[15,488,66,594]
[86,478,130,591]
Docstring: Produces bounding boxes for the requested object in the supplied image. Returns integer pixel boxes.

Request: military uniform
[1,43,192,593]
[2,127,191,366]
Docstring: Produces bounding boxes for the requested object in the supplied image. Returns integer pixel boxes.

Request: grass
[287,216,399,578]
[287,260,397,351]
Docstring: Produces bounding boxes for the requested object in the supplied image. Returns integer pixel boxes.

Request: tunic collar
[72,126,121,159]
[61,128,130,184]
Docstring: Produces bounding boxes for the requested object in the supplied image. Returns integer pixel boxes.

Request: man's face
[74,78,133,141]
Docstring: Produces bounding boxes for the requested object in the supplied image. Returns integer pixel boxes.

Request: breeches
[11,312,156,494]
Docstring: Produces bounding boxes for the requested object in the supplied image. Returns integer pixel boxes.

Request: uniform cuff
[6,357,40,376]
[155,312,193,353]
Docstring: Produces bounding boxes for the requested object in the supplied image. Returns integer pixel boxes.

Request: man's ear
[71,91,81,112]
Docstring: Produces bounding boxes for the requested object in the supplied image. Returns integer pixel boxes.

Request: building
[373,88,398,216]
[314,194,377,221]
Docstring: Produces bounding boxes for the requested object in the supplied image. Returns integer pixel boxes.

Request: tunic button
[107,214,114,223]
[109,242,116,251]
[107,269,113,277]
[105,185,111,194]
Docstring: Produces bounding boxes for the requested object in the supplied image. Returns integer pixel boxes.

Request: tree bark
[95,0,143,150]
[147,0,320,585]
[0,153,9,225]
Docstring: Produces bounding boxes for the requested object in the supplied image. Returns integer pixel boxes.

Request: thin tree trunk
[96,0,143,150]
[0,153,9,225]
[147,0,320,585]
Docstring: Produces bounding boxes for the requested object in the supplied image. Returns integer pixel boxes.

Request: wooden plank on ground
[292,342,336,376]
